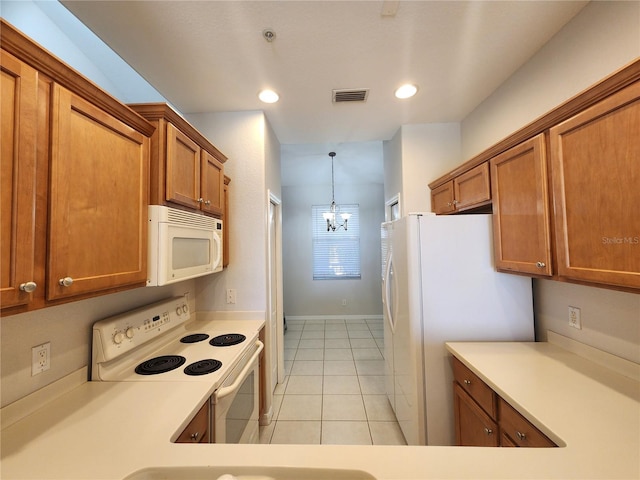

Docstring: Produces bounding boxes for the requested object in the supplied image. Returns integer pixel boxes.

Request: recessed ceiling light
[395,84,418,99]
[258,89,279,104]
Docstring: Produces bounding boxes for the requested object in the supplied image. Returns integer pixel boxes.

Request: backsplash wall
[0,282,195,407]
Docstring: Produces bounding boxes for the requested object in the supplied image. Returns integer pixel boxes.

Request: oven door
[212,340,263,444]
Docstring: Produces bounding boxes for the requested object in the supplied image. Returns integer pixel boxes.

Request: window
[312,204,360,280]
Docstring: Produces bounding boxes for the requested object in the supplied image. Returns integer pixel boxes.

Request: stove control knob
[113,331,125,344]
[125,327,135,339]
[182,304,189,314]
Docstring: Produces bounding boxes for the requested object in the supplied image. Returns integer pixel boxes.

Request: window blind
[312,204,361,280]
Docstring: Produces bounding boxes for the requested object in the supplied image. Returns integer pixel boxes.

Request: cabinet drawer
[499,398,555,447]
[452,357,497,418]
[175,402,210,443]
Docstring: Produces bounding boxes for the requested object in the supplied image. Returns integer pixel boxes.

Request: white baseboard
[285,314,383,322]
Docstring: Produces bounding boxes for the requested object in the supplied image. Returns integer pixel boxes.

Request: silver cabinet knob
[190,432,200,442]
[204,200,211,206]
[59,277,74,287]
[19,281,37,293]
[484,427,493,436]
[197,198,204,203]
[463,379,471,385]
[516,431,527,441]
[536,261,546,268]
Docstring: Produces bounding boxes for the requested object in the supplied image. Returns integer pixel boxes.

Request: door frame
[266,190,284,381]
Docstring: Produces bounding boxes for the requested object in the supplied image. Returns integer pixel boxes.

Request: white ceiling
[60,1,588,148]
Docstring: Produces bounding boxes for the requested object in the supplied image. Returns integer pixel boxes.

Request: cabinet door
[166,122,201,209]
[47,84,149,300]
[431,181,455,214]
[454,163,491,211]
[200,150,224,216]
[490,134,552,276]
[1,50,38,307]
[550,82,640,289]
[175,402,210,443]
[453,383,499,447]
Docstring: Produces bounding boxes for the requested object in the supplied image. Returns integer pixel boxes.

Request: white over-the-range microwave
[147,205,223,286]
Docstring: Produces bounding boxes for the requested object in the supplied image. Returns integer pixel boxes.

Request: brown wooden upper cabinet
[490,134,553,277]
[47,85,150,301]
[431,163,491,214]
[1,49,38,308]
[549,81,640,289]
[1,20,155,313]
[128,103,226,218]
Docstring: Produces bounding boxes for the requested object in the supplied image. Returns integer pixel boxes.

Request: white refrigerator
[381,213,534,446]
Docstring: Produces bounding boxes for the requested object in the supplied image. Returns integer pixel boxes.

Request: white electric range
[91,296,263,443]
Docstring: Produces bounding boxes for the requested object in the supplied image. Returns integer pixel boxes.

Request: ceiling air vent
[333,88,369,103]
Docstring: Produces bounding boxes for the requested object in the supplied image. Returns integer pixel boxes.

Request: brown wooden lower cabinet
[452,356,556,448]
[175,401,210,443]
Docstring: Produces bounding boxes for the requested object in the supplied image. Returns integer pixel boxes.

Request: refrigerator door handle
[384,252,396,334]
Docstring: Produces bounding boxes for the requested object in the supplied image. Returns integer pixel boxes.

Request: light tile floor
[259,317,407,445]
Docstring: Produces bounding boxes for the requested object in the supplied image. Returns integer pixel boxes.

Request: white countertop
[2,339,639,480]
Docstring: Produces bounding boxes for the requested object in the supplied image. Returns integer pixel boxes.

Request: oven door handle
[214,340,264,401]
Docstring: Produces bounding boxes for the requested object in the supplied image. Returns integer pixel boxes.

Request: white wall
[186,111,271,315]
[282,182,385,317]
[460,1,640,362]
[383,128,403,215]
[0,0,165,104]
[462,1,640,160]
[383,123,461,214]
[401,123,461,213]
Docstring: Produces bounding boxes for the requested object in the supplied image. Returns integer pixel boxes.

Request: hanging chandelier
[323,152,351,231]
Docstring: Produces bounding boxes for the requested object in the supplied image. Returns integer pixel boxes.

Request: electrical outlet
[568,306,582,329]
[226,289,236,304]
[32,342,51,376]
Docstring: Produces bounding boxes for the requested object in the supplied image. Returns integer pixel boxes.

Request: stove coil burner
[184,359,223,376]
[180,333,210,344]
[210,333,246,347]
[135,355,186,375]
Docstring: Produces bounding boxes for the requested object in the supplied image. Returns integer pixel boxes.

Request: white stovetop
[1,336,638,480]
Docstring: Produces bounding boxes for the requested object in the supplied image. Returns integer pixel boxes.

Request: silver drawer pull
[463,379,471,385]
[516,431,526,441]
[484,427,493,436]
[190,432,200,442]
[536,261,546,268]
[19,281,37,293]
